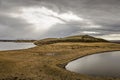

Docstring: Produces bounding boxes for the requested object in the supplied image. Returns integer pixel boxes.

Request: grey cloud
[0,0,120,40]
[40,0,120,34]
[41,0,120,25]
[0,15,35,39]
[41,24,81,38]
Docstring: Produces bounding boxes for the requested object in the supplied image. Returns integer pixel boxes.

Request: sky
[0,0,120,40]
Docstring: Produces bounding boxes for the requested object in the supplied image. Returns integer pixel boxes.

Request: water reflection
[66,51,120,77]
[0,42,35,51]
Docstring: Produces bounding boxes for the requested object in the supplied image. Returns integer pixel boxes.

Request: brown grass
[34,35,108,46]
[0,42,119,80]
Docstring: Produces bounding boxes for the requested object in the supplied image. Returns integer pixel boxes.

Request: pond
[0,42,36,51]
[66,51,120,77]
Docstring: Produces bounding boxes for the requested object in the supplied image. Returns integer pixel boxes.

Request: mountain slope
[34,35,108,46]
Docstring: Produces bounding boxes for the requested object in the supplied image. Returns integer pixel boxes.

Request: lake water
[0,42,36,51]
[66,51,120,77]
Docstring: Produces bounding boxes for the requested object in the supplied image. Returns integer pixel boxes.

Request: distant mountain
[34,35,109,46]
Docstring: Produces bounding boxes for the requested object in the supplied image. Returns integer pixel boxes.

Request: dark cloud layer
[0,0,120,40]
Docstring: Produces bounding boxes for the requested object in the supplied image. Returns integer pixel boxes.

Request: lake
[66,51,120,77]
[0,42,36,51]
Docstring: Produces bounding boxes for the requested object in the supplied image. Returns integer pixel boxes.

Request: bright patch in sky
[9,6,103,34]
[8,6,105,39]
[84,21,102,28]
[10,7,84,31]
[97,34,120,40]
[82,31,100,34]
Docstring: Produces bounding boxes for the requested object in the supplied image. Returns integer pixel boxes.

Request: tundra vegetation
[0,35,120,80]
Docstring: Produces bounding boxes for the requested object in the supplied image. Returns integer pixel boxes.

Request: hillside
[0,36,119,80]
[34,35,108,45]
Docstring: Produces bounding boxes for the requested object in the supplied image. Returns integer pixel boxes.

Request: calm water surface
[66,51,120,77]
[0,42,36,51]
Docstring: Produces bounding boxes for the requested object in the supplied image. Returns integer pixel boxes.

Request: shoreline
[0,42,119,80]
[0,40,36,43]
[61,50,120,78]
[0,42,36,51]
[63,49,120,66]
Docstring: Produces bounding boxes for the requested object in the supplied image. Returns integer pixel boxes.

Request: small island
[0,35,120,80]
[0,40,36,43]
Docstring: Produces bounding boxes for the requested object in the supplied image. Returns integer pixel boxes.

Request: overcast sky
[0,0,120,40]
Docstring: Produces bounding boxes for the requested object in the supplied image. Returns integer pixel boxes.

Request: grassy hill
[0,35,119,80]
[34,35,108,46]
